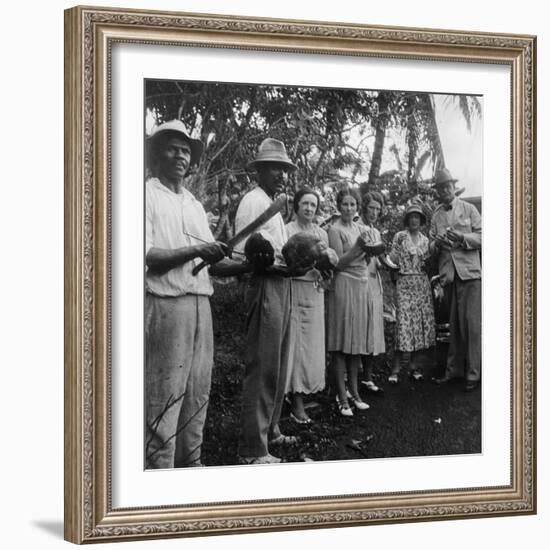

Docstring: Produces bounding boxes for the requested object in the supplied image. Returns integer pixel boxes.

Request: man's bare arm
[208,258,253,277]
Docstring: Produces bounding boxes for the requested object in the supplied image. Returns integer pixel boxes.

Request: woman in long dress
[360,192,386,392]
[327,188,371,417]
[285,188,328,424]
[387,204,436,382]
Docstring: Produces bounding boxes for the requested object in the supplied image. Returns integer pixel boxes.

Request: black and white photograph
[58,2,538,545]
[144,79,483,469]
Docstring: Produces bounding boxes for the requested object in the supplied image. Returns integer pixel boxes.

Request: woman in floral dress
[387,204,436,382]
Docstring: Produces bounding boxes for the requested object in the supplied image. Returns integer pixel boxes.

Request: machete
[192,193,288,276]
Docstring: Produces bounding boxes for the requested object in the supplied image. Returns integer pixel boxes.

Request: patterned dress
[389,230,436,352]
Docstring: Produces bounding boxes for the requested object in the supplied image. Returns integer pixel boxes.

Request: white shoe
[336,395,354,417]
[338,403,354,417]
[350,397,370,410]
[361,380,381,392]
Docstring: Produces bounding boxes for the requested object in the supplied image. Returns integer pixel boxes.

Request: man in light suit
[430,168,482,392]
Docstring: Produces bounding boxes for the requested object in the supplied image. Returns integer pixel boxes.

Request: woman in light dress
[386,204,436,382]
[360,192,386,392]
[326,188,372,417]
[285,188,329,424]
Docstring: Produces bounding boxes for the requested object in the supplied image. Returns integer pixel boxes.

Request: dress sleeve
[327,225,344,258]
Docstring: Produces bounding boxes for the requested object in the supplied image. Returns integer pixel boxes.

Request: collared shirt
[430,197,482,285]
[145,177,215,297]
[234,186,288,266]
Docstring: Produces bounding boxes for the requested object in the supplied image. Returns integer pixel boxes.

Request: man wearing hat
[430,167,482,392]
[234,138,298,464]
[144,119,227,468]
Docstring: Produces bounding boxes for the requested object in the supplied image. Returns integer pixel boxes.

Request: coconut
[314,247,339,272]
[282,232,328,271]
[244,233,275,269]
[362,241,386,256]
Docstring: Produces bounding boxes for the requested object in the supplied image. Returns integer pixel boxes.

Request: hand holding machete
[192,194,288,276]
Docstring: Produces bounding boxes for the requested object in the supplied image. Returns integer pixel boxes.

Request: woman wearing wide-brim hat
[386,204,436,384]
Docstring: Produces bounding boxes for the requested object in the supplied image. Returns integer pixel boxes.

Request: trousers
[145,293,213,469]
[238,276,292,458]
[445,277,482,382]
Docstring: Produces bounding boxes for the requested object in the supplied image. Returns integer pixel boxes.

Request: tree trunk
[365,91,390,192]
[422,94,446,171]
[406,110,417,187]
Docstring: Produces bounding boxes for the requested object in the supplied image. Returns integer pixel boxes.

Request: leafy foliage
[146,81,480,240]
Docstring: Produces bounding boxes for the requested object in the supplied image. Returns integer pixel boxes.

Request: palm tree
[420,93,482,173]
[365,91,391,191]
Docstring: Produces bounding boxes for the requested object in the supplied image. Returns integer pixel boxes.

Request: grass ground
[201,279,481,466]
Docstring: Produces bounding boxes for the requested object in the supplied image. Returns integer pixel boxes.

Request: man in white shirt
[144,119,227,469]
[235,138,299,465]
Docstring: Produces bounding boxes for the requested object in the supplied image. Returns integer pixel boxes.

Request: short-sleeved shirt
[234,186,288,266]
[145,177,215,297]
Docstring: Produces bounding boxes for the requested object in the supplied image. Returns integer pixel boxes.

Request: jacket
[429,198,482,285]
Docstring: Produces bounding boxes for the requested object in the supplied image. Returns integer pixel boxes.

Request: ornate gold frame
[64,5,537,544]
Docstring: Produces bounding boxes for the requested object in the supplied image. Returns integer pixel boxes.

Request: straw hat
[247,138,297,171]
[146,119,204,167]
[433,167,458,186]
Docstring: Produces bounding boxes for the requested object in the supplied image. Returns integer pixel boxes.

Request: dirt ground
[200,280,481,466]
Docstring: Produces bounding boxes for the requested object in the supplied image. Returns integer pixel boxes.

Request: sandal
[290,412,313,425]
[388,373,399,384]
